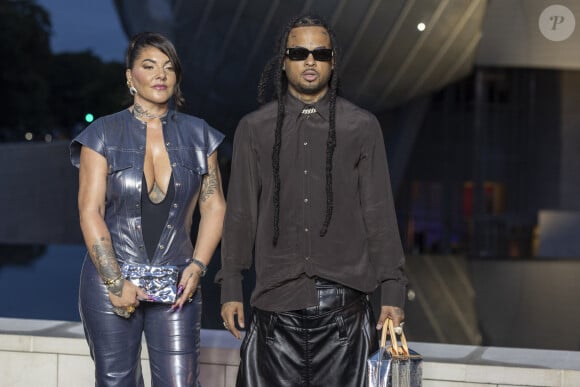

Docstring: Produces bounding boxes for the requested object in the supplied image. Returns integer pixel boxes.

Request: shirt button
[304,198,309,203]
[167,224,173,229]
[176,182,181,187]
[135,203,140,208]
[166,142,171,146]
[172,162,177,167]
[173,203,179,208]
[305,256,310,260]
[305,228,309,232]
[304,170,308,174]
[159,244,165,250]
[304,141,308,146]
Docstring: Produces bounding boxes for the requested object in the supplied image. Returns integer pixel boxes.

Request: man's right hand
[221,301,245,339]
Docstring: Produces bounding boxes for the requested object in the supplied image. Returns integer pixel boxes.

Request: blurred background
[2,0,580,351]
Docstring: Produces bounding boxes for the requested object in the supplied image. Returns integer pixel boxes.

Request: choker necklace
[132,104,167,120]
[301,106,317,115]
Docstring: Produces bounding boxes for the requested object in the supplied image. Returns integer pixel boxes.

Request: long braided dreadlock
[257,15,340,245]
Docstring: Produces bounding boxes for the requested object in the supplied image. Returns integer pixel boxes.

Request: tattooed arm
[78,146,147,308]
[174,150,226,306]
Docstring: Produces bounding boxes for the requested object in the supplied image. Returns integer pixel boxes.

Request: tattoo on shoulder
[200,163,218,202]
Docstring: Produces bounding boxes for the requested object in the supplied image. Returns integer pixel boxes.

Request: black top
[141,173,175,260]
[216,92,407,312]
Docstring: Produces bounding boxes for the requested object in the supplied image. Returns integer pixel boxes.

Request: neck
[132,103,168,120]
[288,87,329,104]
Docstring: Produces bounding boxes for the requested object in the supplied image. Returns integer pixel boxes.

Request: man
[216,14,407,386]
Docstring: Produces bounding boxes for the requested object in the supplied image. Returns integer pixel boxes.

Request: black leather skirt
[236,279,378,387]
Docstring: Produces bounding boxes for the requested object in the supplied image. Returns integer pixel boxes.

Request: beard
[297,81,327,95]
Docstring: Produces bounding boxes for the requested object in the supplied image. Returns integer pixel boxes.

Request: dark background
[2,0,580,351]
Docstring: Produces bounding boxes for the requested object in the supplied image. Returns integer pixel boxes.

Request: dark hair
[125,32,185,108]
[258,15,340,245]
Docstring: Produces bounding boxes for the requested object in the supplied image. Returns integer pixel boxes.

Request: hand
[170,263,203,312]
[109,280,148,315]
[221,301,245,340]
[376,305,405,331]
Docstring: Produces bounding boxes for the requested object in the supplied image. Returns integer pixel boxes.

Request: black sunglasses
[285,47,333,61]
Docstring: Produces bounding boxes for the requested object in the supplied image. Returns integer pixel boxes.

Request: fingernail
[176,285,184,297]
[168,305,177,313]
[178,304,183,312]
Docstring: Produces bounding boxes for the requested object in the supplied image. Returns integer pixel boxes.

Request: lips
[153,85,167,90]
[302,70,318,82]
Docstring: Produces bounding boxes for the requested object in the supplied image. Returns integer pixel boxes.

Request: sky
[35,0,127,63]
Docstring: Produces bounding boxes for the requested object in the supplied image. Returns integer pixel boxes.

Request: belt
[287,278,365,316]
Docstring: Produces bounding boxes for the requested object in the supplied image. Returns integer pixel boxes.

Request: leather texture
[71,109,224,386]
[80,259,202,387]
[70,109,224,268]
[236,279,378,387]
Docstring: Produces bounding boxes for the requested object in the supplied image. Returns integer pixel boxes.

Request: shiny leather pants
[236,280,378,387]
[79,258,202,387]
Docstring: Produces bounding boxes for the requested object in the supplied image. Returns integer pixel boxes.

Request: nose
[156,68,167,80]
[305,53,316,66]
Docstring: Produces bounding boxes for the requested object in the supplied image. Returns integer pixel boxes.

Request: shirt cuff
[380,279,407,309]
[219,278,244,304]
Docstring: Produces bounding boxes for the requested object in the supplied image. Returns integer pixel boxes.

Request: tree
[0,0,52,140]
[0,0,127,141]
[49,52,126,137]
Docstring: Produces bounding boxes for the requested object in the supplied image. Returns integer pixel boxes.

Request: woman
[70,32,226,386]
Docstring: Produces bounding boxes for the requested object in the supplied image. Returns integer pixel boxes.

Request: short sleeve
[204,121,225,157]
[69,121,106,168]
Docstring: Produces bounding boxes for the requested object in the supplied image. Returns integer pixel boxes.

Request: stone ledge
[2,318,580,387]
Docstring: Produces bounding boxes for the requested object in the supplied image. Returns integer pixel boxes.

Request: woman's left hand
[170,263,203,311]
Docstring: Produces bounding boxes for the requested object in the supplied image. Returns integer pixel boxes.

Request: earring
[127,80,137,96]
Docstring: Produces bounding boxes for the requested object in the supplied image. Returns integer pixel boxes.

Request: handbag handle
[380,318,410,357]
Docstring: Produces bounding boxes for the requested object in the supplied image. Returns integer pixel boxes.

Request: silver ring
[394,326,403,335]
[223,321,229,329]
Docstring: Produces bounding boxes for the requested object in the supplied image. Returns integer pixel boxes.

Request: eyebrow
[141,58,172,65]
[288,45,331,49]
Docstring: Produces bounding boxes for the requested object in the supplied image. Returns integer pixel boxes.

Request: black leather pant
[236,279,378,387]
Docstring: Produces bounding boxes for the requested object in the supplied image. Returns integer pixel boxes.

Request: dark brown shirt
[216,92,407,312]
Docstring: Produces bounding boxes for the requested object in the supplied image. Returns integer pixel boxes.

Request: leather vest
[70,109,224,266]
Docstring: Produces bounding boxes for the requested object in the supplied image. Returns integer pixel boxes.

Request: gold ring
[126,305,136,313]
[188,292,194,299]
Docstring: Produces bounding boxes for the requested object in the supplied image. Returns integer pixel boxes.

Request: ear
[125,68,132,82]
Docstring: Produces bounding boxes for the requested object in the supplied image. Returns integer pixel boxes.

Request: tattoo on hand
[107,278,124,297]
[200,163,218,202]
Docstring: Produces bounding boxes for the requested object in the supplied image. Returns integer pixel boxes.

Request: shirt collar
[285,91,330,121]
